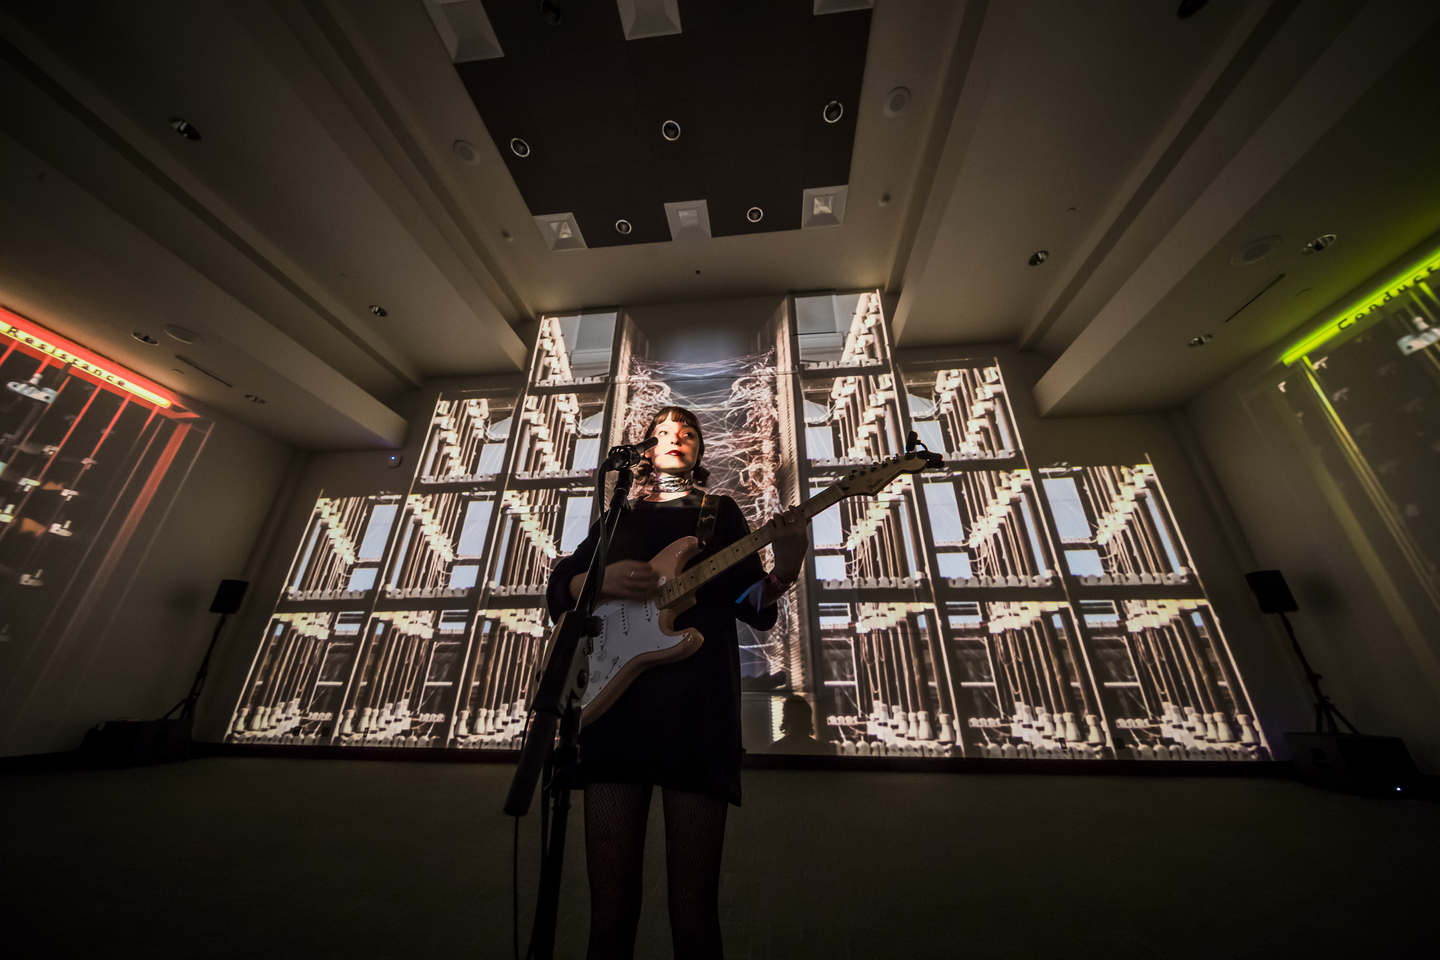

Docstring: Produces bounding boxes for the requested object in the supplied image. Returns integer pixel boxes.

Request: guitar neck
[657,485,849,609]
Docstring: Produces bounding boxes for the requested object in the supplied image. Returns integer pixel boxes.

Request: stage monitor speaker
[1245,569,1298,614]
[210,579,249,615]
[1285,733,1419,797]
[80,719,190,768]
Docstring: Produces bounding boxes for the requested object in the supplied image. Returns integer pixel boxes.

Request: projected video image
[0,310,208,694]
[227,297,1270,760]
[1253,277,1440,618]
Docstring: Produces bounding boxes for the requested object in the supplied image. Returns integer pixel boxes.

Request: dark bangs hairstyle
[633,405,710,488]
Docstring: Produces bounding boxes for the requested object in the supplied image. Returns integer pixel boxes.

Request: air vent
[1301,234,1337,255]
[175,354,233,387]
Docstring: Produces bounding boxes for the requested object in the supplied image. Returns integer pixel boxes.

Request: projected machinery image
[227,297,1270,761]
[0,309,208,688]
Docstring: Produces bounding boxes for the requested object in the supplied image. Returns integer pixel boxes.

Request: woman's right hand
[570,560,661,603]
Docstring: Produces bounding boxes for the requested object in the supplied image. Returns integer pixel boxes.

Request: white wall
[1187,355,1440,772]
[1,409,293,757]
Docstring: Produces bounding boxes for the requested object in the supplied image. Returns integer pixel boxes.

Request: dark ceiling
[456,0,869,247]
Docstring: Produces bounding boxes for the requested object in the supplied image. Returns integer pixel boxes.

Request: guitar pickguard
[578,537,703,726]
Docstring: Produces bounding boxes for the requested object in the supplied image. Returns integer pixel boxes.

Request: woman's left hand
[769,505,809,583]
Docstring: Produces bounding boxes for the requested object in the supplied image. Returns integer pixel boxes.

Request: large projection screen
[225,297,1270,762]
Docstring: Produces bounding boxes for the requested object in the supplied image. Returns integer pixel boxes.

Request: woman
[546,405,808,960]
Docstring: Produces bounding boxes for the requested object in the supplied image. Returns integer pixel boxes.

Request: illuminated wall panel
[417,395,515,484]
[227,612,363,745]
[229,299,1272,762]
[453,608,548,750]
[337,610,470,747]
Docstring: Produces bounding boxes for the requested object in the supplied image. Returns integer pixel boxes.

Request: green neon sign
[1281,246,1440,365]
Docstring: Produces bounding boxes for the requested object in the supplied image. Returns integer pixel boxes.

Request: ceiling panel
[456,0,870,247]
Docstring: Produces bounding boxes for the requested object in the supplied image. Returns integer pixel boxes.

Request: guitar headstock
[835,449,943,496]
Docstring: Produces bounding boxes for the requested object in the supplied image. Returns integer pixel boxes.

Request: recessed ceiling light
[1300,234,1337,255]
[370,305,387,317]
[883,87,910,118]
[1188,334,1213,347]
[1231,235,1281,266]
[878,193,891,206]
[510,137,530,158]
[163,324,199,343]
[453,140,481,165]
[245,394,266,404]
[823,101,844,123]
[615,219,632,234]
[661,120,681,141]
[746,207,764,223]
[169,117,200,141]
[133,332,158,344]
[540,0,562,25]
[501,230,513,241]
[1029,250,1049,266]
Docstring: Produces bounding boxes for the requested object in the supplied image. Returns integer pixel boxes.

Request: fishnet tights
[583,782,727,960]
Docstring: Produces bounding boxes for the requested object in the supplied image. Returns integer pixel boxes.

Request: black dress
[546,492,776,805]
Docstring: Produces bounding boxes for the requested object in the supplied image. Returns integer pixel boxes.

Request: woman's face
[647,415,700,476]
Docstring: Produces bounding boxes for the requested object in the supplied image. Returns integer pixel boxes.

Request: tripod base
[1286,732,1418,797]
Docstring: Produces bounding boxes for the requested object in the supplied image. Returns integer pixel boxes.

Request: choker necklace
[654,473,692,495]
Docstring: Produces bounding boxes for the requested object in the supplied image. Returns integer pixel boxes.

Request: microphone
[604,436,657,468]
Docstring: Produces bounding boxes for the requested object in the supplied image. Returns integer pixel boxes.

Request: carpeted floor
[1,757,1435,959]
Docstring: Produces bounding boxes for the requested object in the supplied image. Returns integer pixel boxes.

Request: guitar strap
[696,493,719,547]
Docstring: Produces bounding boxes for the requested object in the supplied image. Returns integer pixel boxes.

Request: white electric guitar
[578,449,942,725]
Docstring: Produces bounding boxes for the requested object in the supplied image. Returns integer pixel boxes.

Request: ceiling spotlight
[615,219,632,235]
[133,332,159,344]
[453,140,481,165]
[245,394,266,404]
[746,207,764,223]
[163,324,199,343]
[370,305,387,317]
[661,120,681,141]
[510,137,531,158]
[1029,250,1049,266]
[1188,334,1213,347]
[169,117,200,141]
[823,101,844,123]
[1301,233,1337,255]
[540,0,562,25]
[883,87,910,118]
[1176,0,1209,18]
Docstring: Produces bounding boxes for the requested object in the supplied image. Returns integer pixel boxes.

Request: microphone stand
[503,438,652,960]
